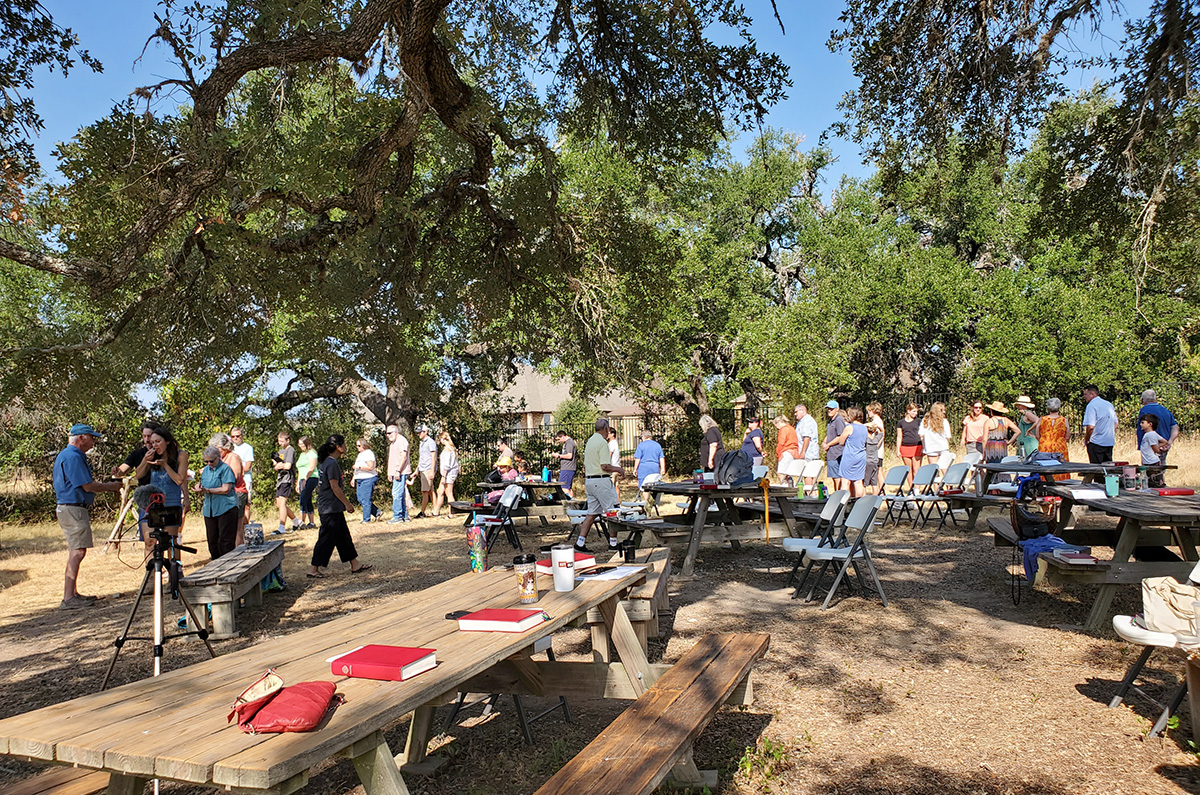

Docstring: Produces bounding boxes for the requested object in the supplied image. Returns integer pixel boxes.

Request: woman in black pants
[308,435,373,578]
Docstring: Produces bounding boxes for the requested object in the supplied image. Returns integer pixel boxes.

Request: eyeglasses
[972,406,983,410]
[203,458,218,464]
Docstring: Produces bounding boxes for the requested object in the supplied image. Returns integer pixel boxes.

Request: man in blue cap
[822,400,848,490]
[53,424,123,609]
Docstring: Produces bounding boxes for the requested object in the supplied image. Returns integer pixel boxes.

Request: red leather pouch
[228,671,340,734]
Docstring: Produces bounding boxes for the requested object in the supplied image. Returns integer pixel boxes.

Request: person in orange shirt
[773,415,800,485]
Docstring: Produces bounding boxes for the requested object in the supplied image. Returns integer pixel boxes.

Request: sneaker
[269,527,286,535]
[573,543,592,554]
[386,518,405,524]
[59,595,94,610]
[414,511,427,519]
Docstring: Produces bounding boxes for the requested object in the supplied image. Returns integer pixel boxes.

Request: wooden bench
[179,540,284,639]
[585,547,672,661]
[533,632,770,795]
[6,767,109,795]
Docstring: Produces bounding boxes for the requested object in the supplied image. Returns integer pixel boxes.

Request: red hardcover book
[536,552,596,576]
[1158,488,1196,496]
[328,645,437,681]
[457,608,548,633]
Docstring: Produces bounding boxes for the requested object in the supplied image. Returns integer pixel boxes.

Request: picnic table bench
[533,632,770,795]
[179,540,285,639]
[7,767,109,795]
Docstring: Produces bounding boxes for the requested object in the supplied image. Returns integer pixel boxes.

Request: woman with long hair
[895,403,922,485]
[431,431,459,516]
[864,402,886,495]
[309,434,372,577]
[698,413,724,472]
[296,435,318,528]
[136,426,189,557]
[919,402,952,470]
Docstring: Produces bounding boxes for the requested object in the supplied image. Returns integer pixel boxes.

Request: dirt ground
[2,491,1200,795]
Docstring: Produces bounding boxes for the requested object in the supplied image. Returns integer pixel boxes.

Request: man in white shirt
[1082,385,1118,464]
[230,427,255,522]
[795,404,819,461]
[414,425,438,518]
[386,424,411,524]
[575,418,625,553]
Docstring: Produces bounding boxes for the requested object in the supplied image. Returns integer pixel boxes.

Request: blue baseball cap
[69,423,104,438]
[825,400,839,410]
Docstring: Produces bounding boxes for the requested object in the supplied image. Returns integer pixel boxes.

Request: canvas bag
[1142,576,1200,636]
[716,450,754,486]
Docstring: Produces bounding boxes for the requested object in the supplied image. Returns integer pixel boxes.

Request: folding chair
[799,459,825,495]
[782,489,850,588]
[878,465,912,526]
[962,450,983,492]
[986,455,1025,495]
[636,472,663,516]
[908,462,958,529]
[931,462,971,531]
[1110,615,1190,738]
[800,495,888,610]
[933,451,956,483]
[888,463,938,527]
[481,484,524,552]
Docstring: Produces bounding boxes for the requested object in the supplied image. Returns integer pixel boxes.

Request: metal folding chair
[801,495,888,610]
[878,465,912,526]
[481,484,524,552]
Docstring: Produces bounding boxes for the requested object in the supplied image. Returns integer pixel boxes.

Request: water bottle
[818,482,826,499]
[542,466,551,482]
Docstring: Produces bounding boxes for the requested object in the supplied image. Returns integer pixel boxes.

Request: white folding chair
[962,450,983,492]
[481,484,525,551]
[933,451,956,482]
[1110,615,1191,738]
[799,459,825,495]
[986,455,1025,495]
[800,495,888,609]
[633,472,663,516]
[751,464,769,480]
[782,489,850,588]
[878,465,912,526]
[895,464,940,527]
[931,462,971,530]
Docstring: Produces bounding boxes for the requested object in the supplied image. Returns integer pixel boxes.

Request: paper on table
[1039,460,1061,466]
[1072,488,1109,500]
[577,564,646,581]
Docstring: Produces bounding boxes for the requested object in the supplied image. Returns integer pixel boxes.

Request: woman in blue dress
[828,407,869,498]
[136,425,189,560]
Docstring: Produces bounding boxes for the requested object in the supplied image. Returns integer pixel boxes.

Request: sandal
[351,564,373,574]
[306,572,326,579]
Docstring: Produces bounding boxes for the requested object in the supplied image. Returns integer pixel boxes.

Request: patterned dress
[1038,415,1070,481]
[984,419,1010,463]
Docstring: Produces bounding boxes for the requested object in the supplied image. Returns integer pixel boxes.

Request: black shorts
[275,483,294,499]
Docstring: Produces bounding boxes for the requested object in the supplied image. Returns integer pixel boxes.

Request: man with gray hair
[1138,389,1180,475]
[575,418,625,553]
[385,424,411,524]
[53,424,123,609]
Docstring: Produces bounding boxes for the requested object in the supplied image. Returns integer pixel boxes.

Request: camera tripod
[100,528,216,690]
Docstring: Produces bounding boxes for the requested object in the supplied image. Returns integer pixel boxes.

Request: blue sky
[32,1,1144,195]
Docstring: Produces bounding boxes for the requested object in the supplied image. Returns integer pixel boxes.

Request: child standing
[1139,415,1168,488]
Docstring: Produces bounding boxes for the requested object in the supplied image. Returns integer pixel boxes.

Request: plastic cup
[551,545,576,592]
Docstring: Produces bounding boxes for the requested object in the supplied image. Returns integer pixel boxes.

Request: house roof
[494,365,640,415]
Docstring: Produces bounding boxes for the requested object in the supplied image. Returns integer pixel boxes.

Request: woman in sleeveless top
[1038,397,1071,481]
[983,402,1018,463]
[1013,396,1041,457]
[834,407,869,497]
[136,426,189,559]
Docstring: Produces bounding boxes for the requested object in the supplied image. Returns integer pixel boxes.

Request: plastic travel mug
[514,553,538,604]
[1105,474,1119,497]
[620,539,637,563]
[550,545,576,592]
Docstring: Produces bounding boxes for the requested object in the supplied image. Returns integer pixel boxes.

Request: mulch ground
[1,501,1198,794]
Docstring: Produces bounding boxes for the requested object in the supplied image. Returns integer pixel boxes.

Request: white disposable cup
[551,545,576,592]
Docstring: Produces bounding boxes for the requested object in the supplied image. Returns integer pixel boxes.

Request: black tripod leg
[101,565,154,690]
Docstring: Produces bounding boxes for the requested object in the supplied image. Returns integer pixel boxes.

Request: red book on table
[328,645,437,681]
[457,608,548,633]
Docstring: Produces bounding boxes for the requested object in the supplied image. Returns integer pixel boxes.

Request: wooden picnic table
[450,479,582,523]
[644,481,800,578]
[0,565,650,795]
[974,461,1123,492]
[1036,483,1200,631]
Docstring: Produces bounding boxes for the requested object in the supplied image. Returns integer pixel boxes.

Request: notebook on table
[327,644,437,681]
[456,608,548,633]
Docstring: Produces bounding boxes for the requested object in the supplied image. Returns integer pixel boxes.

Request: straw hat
[985,400,1009,414]
[1013,395,1035,409]
[494,456,513,467]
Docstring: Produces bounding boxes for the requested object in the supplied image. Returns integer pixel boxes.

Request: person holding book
[309,434,372,578]
[574,418,625,553]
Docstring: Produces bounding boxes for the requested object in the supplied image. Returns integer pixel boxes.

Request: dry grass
[2,448,1200,794]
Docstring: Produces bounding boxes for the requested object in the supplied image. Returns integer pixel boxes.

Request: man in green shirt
[575,418,625,553]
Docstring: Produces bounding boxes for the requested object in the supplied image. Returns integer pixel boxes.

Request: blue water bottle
[542,466,551,482]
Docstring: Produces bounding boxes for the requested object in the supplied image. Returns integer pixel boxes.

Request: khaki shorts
[585,477,619,516]
[419,470,435,491]
[57,504,93,550]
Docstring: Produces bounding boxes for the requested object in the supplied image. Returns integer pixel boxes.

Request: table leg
[1174,526,1199,562]
[599,595,655,694]
[350,731,411,795]
[1054,496,1080,534]
[400,705,436,767]
[1189,656,1200,748]
[679,495,710,578]
[1084,517,1137,632]
[772,495,797,535]
[107,773,148,795]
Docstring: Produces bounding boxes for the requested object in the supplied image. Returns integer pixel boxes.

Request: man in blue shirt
[633,430,665,488]
[1082,385,1119,464]
[53,424,123,609]
[1137,389,1180,474]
